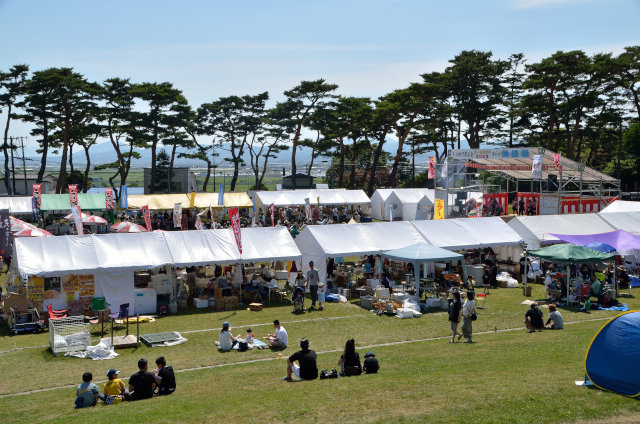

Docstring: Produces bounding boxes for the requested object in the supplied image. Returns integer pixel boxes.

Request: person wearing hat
[283,338,318,381]
[103,369,126,404]
[219,322,240,351]
[524,302,544,333]
[154,356,176,396]
[363,352,379,374]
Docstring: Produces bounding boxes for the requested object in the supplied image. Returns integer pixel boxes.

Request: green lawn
[1,285,640,423]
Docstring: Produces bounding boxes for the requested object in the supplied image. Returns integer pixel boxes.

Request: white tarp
[598,212,640,235]
[94,270,136,314]
[0,196,34,214]
[93,232,173,271]
[507,214,615,249]
[13,235,100,277]
[240,227,302,263]
[411,217,523,250]
[600,200,640,214]
[255,189,370,208]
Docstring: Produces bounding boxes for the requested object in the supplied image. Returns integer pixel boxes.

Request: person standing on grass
[283,338,318,381]
[129,358,156,401]
[305,261,319,309]
[448,291,463,343]
[461,291,476,343]
[524,303,544,332]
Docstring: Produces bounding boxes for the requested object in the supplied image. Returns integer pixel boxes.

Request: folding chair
[110,303,130,333]
[476,292,487,309]
[47,304,67,321]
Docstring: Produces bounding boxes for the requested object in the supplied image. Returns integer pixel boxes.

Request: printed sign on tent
[531,154,543,180]
[141,205,152,231]
[229,207,242,253]
[71,205,84,235]
[434,199,445,220]
[68,184,78,207]
[0,209,11,258]
[428,157,435,179]
[120,185,128,209]
[105,187,114,210]
[173,203,182,228]
[269,203,275,227]
[218,184,225,206]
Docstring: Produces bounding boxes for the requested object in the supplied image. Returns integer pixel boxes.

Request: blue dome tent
[584,311,640,397]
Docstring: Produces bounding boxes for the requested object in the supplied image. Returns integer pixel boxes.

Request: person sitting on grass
[524,303,544,333]
[266,319,288,349]
[283,338,318,381]
[103,369,127,404]
[363,352,379,374]
[154,356,176,396]
[545,304,563,330]
[75,372,99,409]
[338,338,362,376]
[129,358,156,401]
[218,322,240,351]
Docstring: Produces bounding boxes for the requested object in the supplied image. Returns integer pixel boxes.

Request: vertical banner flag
[105,187,114,210]
[441,156,448,179]
[141,205,152,231]
[120,185,128,209]
[195,215,204,230]
[553,153,562,173]
[189,191,196,208]
[218,184,225,206]
[32,183,42,208]
[531,154,543,180]
[434,198,445,220]
[388,205,393,222]
[209,205,215,229]
[269,203,275,227]
[71,205,84,235]
[0,209,11,258]
[304,198,310,221]
[229,207,242,253]
[428,157,436,179]
[68,184,78,207]
[173,203,182,228]
[32,197,39,221]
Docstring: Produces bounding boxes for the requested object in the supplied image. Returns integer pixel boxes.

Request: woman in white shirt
[461,291,476,343]
[218,322,239,351]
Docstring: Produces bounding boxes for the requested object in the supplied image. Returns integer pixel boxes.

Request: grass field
[1,284,640,423]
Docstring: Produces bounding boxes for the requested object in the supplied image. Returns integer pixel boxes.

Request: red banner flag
[32,184,42,209]
[68,184,78,207]
[229,207,242,253]
[554,153,562,173]
[269,203,275,227]
[105,187,114,210]
[195,215,204,230]
[142,205,152,231]
[428,157,435,179]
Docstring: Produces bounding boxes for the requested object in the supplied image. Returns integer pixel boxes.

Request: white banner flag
[71,205,84,235]
[531,154,542,180]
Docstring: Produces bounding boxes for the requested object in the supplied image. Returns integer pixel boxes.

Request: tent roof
[598,212,640,235]
[527,243,615,263]
[370,189,396,202]
[600,200,640,213]
[387,189,434,204]
[0,196,33,214]
[39,193,106,211]
[411,217,523,249]
[383,242,463,262]
[255,189,370,207]
[507,214,615,248]
[547,229,640,253]
[127,193,252,210]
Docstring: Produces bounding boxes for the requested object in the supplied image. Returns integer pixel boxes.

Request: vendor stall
[126,192,253,210]
[254,189,371,208]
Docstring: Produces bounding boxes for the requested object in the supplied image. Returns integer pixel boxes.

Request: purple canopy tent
[547,230,640,255]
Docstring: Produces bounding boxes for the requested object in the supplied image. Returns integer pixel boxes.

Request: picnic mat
[114,316,156,324]
[596,303,629,311]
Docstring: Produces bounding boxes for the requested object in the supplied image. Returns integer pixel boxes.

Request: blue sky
[1,0,639,144]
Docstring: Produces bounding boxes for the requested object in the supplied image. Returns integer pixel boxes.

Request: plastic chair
[47,304,67,320]
[476,293,487,309]
[110,303,129,320]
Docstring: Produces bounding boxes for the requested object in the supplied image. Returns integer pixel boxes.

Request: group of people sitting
[283,338,379,381]
[75,356,176,408]
[218,319,288,351]
[524,302,564,332]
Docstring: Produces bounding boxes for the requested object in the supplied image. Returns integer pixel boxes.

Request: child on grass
[317,281,325,311]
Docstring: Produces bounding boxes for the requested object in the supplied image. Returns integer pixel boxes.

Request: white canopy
[254,189,370,208]
[0,196,34,214]
[598,212,640,235]
[92,232,174,271]
[507,214,615,249]
[411,217,523,250]
[600,200,640,214]
[370,188,433,220]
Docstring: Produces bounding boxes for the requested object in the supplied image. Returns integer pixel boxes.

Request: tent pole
[462,259,468,288]
[524,253,528,294]
[567,264,570,307]
[414,261,419,298]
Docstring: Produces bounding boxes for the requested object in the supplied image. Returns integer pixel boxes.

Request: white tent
[370,188,433,221]
[370,189,396,220]
[598,212,640,235]
[254,189,370,208]
[411,217,523,250]
[294,221,426,282]
[0,196,34,214]
[600,200,640,214]
[507,214,615,249]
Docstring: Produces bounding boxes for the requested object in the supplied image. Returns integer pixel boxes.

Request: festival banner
[32,197,39,222]
[173,203,182,228]
[120,185,128,209]
[428,157,435,179]
[189,191,196,208]
[68,184,78,207]
[229,207,242,253]
[434,199,445,220]
[209,205,215,229]
[553,153,562,173]
[71,205,84,235]
[218,184,225,206]
[269,203,275,227]
[141,205,152,231]
[441,157,448,179]
[32,183,41,208]
[0,209,11,258]
[105,187,114,210]
[531,154,543,180]
[304,198,310,222]
[195,215,204,230]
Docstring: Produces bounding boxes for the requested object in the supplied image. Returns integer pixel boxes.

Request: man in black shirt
[283,338,318,381]
[154,356,176,396]
[129,358,156,400]
[524,303,544,333]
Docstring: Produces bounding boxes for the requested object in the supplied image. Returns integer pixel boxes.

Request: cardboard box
[523,285,532,296]
[249,303,263,311]
[360,295,376,310]
[193,298,208,309]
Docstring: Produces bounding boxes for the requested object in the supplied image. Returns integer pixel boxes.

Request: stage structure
[435,147,620,218]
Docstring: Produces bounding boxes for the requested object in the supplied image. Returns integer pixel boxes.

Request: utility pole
[10,136,16,194]
[9,136,29,195]
[20,137,28,195]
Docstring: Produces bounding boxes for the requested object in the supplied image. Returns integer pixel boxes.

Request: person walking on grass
[461,291,476,343]
[448,291,463,343]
